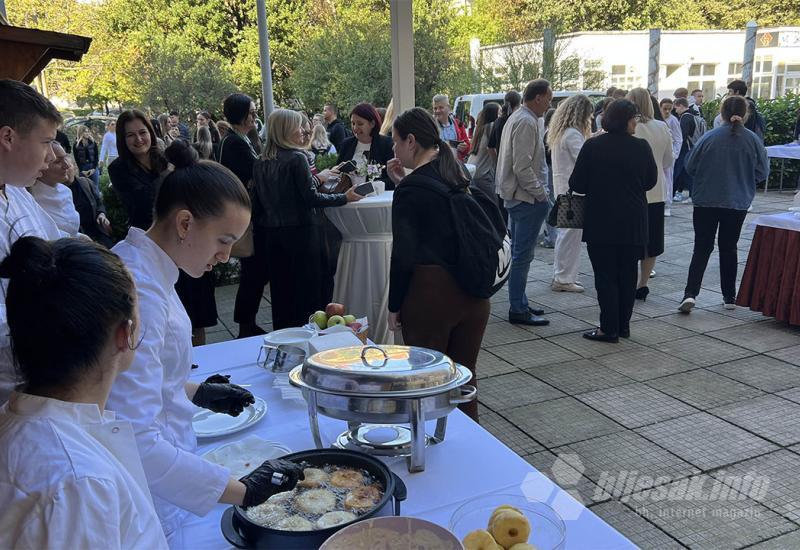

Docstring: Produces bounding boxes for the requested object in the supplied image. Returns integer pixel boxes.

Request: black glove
[192,374,254,416]
[239,459,305,507]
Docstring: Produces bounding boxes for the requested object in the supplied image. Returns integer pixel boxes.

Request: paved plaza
[208,189,800,549]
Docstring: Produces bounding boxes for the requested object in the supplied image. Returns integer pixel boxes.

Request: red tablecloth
[737,225,800,325]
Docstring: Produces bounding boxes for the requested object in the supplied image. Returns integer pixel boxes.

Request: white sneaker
[650,270,656,278]
[551,281,585,293]
[679,297,696,313]
[664,208,672,217]
[747,205,753,212]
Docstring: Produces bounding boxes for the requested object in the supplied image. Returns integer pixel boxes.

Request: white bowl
[321,516,462,549]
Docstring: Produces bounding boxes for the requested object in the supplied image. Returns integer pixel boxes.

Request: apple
[327,315,346,328]
[311,310,328,330]
[326,302,346,317]
[348,322,363,333]
[343,314,357,325]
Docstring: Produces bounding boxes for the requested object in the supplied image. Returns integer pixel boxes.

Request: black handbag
[550,191,585,229]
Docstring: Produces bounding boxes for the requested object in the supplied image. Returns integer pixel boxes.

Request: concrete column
[256,0,275,122]
[390,0,415,113]
[648,29,661,96]
[542,28,555,81]
[742,20,758,92]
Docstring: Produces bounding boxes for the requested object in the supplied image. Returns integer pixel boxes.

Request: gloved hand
[192,374,254,416]
[240,459,305,507]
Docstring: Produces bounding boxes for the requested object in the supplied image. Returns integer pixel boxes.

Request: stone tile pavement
[206,191,800,549]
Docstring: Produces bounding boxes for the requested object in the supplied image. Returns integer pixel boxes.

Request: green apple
[326,315,346,328]
[312,310,328,330]
[343,314,357,325]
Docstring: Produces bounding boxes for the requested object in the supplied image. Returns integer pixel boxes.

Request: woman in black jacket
[336,102,395,189]
[569,99,658,342]
[253,109,362,329]
[74,125,100,192]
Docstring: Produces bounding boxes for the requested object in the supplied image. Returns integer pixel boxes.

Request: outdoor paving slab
[475,349,518,379]
[522,450,608,506]
[555,430,700,496]
[749,530,800,549]
[711,304,776,322]
[632,295,686,318]
[477,371,565,411]
[767,345,800,367]
[525,290,600,311]
[489,338,582,368]
[595,347,699,381]
[711,395,800,447]
[504,397,624,447]
[657,310,747,333]
[626,318,695,346]
[523,358,635,395]
[709,356,800,393]
[515,311,595,338]
[710,450,800,524]
[706,323,800,353]
[777,387,800,405]
[479,321,539,347]
[546,332,647,359]
[589,500,687,549]
[576,383,699,428]
[655,335,755,367]
[562,304,647,325]
[646,369,765,410]
[660,289,726,308]
[631,474,796,550]
[206,329,234,345]
[635,412,778,471]
[478,407,545,456]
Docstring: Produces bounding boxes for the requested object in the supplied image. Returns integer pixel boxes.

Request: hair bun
[0,236,57,284]
[165,139,199,170]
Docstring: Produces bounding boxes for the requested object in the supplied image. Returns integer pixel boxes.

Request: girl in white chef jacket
[107,140,303,543]
[0,236,168,550]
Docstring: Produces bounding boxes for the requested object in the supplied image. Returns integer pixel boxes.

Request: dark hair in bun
[0,237,135,394]
[154,142,250,221]
[601,99,638,134]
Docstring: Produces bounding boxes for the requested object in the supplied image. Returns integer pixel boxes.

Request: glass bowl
[449,494,566,550]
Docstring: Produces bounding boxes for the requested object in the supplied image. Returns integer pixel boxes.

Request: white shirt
[108,228,229,537]
[100,131,118,164]
[664,114,683,161]
[353,140,371,164]
[0,392,168,550]
[551,127,586,196]
[633,119,674,204]
[0,185,64,404]
[30,181,81,237]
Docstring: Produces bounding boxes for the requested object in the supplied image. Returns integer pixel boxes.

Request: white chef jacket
[0,185,65,404]
[30,181,81,237]
[108,227,230,538]
[0,392,168,549]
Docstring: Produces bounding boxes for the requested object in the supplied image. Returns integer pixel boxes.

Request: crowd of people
[0,71,777,547]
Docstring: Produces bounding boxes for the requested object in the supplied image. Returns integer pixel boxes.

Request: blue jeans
[507,200,550,314]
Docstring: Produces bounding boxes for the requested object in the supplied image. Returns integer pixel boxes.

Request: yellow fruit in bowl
[489,509,531,549]
[488,504,523,529]
[463,529,502,550]
[508,544,538,550]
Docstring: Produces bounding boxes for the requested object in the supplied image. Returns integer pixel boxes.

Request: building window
[728,63,743,77]
[610,65,641,90]
[663,64,681,78]
[752,56,774,98]
[688,63,717,98]
[774,60,800,96]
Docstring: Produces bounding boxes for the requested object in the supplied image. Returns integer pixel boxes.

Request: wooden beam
[0,25,91,82]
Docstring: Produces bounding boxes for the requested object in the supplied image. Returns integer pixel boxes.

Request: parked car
[63,115,117,147]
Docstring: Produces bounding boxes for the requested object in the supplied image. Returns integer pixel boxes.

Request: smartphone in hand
[353,181,375,196]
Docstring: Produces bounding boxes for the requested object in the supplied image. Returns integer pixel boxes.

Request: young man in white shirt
[99,120,118,169]
[659,98,683,216]
[30,141,82,237]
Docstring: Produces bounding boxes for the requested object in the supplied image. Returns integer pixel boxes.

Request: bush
[315,153,339,171]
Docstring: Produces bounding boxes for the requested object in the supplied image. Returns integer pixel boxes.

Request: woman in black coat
[569,99,657,342]
[74,125,100,192]
[335,102,395,189]
[252,109,362,329]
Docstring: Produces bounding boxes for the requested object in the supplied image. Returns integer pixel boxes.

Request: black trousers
[261,225,326,330]
[587,244,641,336]
[685,206,747,300]
[233,238,269,325]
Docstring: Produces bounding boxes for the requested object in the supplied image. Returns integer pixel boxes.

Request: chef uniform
[0,185,65,404]
[0,392,168,549]
[108,227,230,542]
[30,180,82,237]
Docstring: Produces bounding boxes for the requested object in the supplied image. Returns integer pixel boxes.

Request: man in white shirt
[30,141,82,237]
[495,79,553,327]
[0,79,65,402]
[99,120,118,169]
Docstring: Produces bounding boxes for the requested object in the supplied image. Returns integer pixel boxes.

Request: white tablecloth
[325,191,395,344]
[178,337,634,549]
[750,211,800,231]
[766,143,800,160]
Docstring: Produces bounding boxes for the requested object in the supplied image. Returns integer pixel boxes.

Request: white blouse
[551,127,586,196]
[633,119,675,205]
[0,185,64,404]
[108,228,229,538]
[30,181,81,237]
[0,392,168,549]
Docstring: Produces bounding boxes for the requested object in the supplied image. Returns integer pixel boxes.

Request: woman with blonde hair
[379,98,396,136]
[547,94,594,292]
[310,124,336,156]
[626,88,674,301]
[193,126,215,160]
[252,109,362,328]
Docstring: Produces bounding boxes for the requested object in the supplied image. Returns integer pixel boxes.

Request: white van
[453,90,606,131]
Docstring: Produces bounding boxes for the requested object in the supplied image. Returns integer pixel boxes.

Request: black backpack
[403,175,511,299]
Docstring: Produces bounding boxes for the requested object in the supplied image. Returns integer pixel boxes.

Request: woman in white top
[627,88,674,301]
[547,94,595,292]
[107,140,304,543]
[0,236,167,549]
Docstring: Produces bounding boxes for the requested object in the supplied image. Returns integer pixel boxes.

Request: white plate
[202,436,291,477]
[193,397,267,439]
[263,327,315,349]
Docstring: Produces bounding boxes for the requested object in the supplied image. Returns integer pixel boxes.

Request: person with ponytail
[386,107,491,422]
[678,95,769,313]
[107,140,303,543]
[0,237,167,549]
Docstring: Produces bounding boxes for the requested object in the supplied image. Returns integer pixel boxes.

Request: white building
[479,27,800,99]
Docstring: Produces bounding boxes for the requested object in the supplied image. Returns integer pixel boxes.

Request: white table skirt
[177,337,634,549]
[750,211,800,231]
[766,143,800,160]
[325,192,395,344]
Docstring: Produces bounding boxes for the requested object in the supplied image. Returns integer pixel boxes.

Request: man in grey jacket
[495,79,553,326]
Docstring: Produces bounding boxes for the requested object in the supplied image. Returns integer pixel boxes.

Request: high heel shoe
[635,287,649,301]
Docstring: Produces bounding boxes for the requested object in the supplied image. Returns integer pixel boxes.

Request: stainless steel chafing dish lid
[297,345,464,395]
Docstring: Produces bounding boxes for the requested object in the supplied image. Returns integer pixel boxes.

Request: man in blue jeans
[495,79,553,326]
